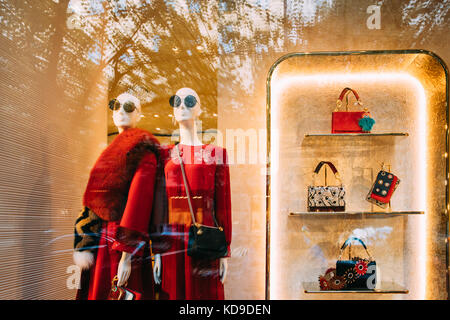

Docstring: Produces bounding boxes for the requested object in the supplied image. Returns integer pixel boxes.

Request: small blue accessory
[358,113,375,132]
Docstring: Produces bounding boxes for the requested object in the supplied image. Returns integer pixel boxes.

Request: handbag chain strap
[337,237,373,261]
[175,144,221,229]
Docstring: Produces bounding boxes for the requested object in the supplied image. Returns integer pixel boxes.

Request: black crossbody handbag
[175,145,228,260]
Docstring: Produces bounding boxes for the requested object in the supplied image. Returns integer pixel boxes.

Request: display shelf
[303,282,409,294]
[289,211,424,216]
[266,50,449,299]
[304,132,409,137]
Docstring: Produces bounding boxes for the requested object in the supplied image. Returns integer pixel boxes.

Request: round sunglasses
[169,95,197,108]
[109,99,136,113]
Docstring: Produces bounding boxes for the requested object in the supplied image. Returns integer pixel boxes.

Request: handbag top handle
[312,161,342,186]
[175,144,220,228]
[335,87,364,112]
[337,237,373,261]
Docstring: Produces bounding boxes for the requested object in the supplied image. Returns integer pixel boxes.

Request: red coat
[76,128,160,300]
[154,144,232,300]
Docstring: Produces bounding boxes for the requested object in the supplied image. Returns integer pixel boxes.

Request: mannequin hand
[117,252,132,287]
[219,258,228,284]
[153,254,161,285]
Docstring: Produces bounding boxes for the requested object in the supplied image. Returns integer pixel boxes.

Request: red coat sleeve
[112,152,157,256]
[149,145,171,254]
[214,147,232,257]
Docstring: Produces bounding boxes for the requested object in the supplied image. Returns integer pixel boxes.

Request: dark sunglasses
[169,95,197,108]
[108,99,136,113]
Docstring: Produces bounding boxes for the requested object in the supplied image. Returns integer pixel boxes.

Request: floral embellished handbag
[319,237,377,291]
[308,161,345,212]
[332,87,375,133]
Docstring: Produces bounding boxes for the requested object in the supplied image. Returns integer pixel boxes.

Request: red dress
[156,144,232,300]
[76,128,160,300]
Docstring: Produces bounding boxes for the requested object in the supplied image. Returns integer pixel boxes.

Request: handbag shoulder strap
[175,144,220,227]
[175,144,197,225]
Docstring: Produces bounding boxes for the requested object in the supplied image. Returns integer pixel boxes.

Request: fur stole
[82,128,160,221]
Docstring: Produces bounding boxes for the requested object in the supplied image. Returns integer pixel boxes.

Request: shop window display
[0,0,448,303]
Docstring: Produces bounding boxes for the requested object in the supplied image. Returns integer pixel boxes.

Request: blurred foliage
[0,0,448,134]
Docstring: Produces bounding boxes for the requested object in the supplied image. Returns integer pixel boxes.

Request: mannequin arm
[153,253,162,285]
[117,251,132,286]
[219,258,228,284]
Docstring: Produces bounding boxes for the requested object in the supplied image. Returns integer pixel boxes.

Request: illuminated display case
[266,50,449,299]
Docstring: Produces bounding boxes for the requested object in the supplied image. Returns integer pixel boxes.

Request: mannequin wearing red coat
[152,88,232,300]
[74,93,160,300]
[155,143,232,300]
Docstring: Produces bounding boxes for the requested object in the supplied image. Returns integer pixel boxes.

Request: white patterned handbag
[308,161,345,212]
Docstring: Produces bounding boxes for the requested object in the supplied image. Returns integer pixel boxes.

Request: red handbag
[332,88,369,133]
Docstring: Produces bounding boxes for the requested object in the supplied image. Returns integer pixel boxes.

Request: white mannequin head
[171,87,202,124]
[111,92,141,132]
